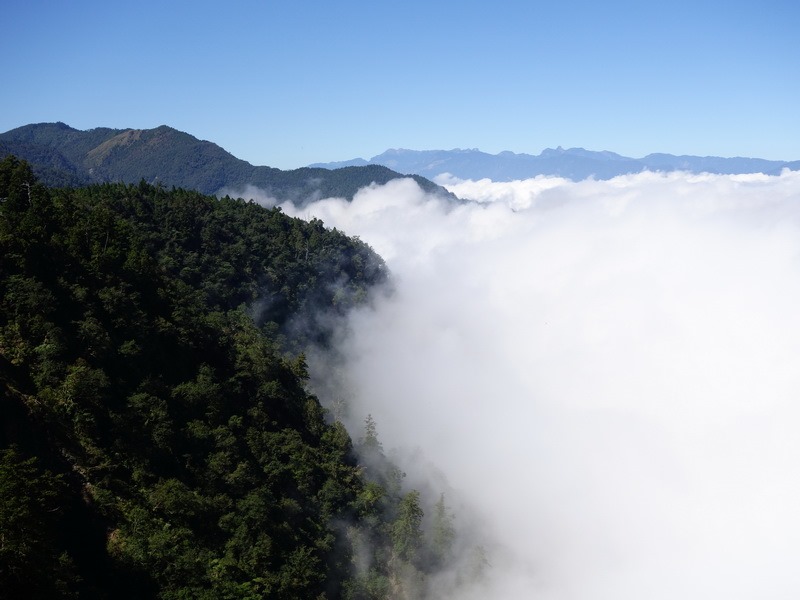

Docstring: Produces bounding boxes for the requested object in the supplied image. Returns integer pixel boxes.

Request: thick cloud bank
[283,170,800,598]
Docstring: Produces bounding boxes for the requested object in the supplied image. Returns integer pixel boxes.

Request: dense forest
[0,156,476,599]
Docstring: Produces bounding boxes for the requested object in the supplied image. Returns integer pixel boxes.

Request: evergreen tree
[430,493,455,567]
[391,490,424,563]
[0,448,79,599]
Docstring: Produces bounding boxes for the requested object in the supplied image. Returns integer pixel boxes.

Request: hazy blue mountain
[0,123,454,203]
[310,146,798,181]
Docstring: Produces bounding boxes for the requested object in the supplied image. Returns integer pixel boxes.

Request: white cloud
[216,184,278,207]
[284,170,800,598]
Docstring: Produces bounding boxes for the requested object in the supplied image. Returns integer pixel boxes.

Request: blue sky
[2,0,798,169]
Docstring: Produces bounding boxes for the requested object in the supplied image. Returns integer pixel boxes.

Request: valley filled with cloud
[282,169,800,598]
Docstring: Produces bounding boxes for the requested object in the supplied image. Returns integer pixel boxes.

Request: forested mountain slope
[0,123,454,203]
[0,156,462,599]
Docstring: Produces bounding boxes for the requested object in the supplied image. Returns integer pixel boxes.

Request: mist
[280,170,800,598]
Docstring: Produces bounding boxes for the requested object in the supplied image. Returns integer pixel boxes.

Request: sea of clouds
[276,169,800,599]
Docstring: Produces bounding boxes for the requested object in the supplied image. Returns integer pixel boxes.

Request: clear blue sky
[2,0,798,169]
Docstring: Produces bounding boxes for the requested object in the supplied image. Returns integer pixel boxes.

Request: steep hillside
[0,156,463,599]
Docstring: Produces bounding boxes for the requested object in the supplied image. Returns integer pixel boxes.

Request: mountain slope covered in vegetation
[0,156,465,599]
[0,123,454,203]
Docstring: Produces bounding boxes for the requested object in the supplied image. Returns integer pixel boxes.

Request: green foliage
[360,414,383,454]
[0,162,394,598]
[345,416,468,599]
[391,491,424,563]
[0,448,79,599]
[0,160,462,598]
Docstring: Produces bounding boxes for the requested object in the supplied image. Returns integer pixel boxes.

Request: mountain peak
[0,123,455,202]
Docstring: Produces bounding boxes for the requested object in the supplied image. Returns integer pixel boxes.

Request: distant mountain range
[310,147,800,181]
[0,123,454,203]
[5,123,795,200]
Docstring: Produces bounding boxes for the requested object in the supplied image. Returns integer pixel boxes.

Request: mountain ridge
[0,123,455,203]
[310,146,800,181]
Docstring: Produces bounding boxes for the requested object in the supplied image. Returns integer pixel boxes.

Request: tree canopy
[0,157,469,599]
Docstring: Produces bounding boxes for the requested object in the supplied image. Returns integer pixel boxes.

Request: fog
[281,170,800,598]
